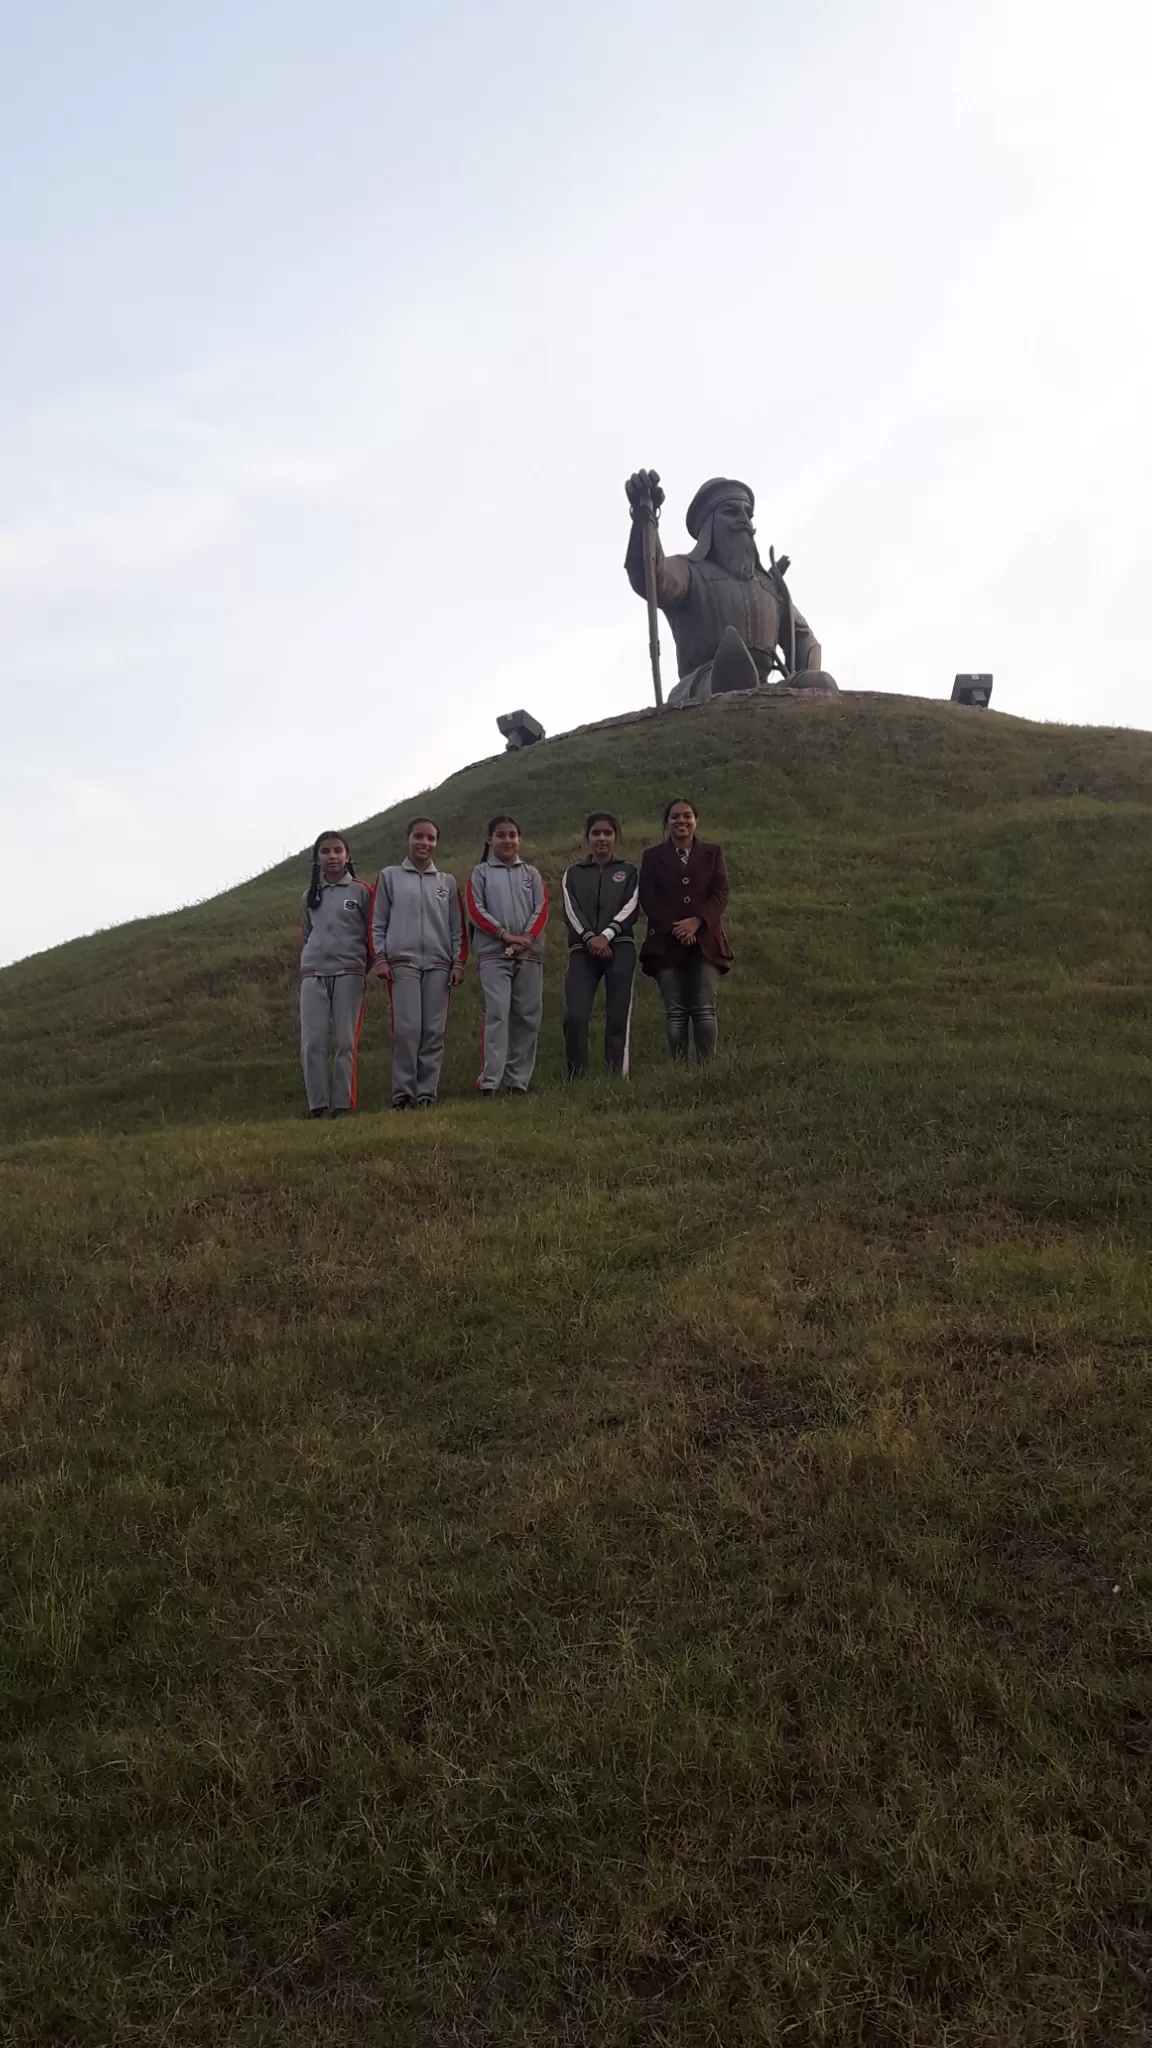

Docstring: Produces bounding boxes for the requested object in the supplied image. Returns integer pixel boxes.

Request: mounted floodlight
[952,674,993,708]
[496,709,545,751]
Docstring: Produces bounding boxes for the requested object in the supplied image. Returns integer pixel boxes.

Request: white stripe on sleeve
[561,868,588,935]
[611,882,640,930]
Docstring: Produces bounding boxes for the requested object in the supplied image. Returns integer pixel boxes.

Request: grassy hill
[2,694,1150,2046]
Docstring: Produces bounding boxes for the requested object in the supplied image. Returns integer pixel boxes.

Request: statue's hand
[625,469,664,519]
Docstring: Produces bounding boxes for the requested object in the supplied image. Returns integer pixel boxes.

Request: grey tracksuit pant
[477,957,544,1092]
[300,974,366,1110]
[563,944,636,1076]
[390,965,452,1104]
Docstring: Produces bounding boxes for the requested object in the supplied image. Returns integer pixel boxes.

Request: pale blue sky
[2,0,1148,964]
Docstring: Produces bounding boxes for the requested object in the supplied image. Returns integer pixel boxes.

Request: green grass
[1,695,1151,2044]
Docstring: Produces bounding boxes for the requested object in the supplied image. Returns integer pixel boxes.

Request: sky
[2,0,1149,966]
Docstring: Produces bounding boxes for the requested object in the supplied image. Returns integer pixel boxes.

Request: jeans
[655,957,719,1062]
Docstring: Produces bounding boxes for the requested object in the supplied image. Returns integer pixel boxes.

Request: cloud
[0,384,352,601]
[1,0,1150,965]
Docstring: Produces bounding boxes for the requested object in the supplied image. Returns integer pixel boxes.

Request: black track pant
[563,944,636,1077]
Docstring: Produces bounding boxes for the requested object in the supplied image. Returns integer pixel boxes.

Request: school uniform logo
[612,870,627,882]
[343,898,361,913]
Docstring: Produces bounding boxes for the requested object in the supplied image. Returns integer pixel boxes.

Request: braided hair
[481,814,521,861]
[306,831,355,911]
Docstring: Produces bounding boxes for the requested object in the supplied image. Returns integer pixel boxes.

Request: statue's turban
[685,477,755,539]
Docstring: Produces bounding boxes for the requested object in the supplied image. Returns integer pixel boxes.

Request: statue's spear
[636,479,665,712]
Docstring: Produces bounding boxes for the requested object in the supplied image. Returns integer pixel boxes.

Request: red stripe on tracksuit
[362,880,377,965]
[467,866,494,1090]
[352,880,374,1105]
[345,880,374,1104]
[465,875,503,939]
[525,881,549,942]
[446,891,466,1054]
[349,985,367,1109]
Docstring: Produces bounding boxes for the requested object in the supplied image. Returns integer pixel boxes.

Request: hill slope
[2,696,1150,2045]
[5,693,1152,1138]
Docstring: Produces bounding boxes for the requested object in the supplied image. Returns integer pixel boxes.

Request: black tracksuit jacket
[559,856,641,951]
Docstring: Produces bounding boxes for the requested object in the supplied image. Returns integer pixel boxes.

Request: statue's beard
[712,529,757,580]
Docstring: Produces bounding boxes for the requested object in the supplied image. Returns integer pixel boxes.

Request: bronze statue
[624,471,836,706]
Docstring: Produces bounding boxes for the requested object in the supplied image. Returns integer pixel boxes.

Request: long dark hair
[481,813,521,861]
[585,811,621,839]
[307,830,355,910]
[662,797,698,832]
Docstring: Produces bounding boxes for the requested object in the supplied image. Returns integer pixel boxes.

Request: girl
[298,831,374,1116]
[466,815,548,1096]
[638,798,733,1062]
[560,812,640,1077]
[372,818,467,1110]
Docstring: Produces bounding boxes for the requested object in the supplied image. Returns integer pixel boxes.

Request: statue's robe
[625,528,821,706]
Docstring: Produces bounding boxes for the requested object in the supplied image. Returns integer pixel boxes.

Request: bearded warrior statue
[624,471,837,707]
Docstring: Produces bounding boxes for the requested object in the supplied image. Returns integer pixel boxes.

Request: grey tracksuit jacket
[560,856,641,951]
[466,857,549,962]
[372,860,467,969]
[299,874,375,974]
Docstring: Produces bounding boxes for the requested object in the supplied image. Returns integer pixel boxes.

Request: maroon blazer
[638,837,734,976]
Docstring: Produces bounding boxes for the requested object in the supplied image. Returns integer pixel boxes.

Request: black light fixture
[951,674,993,708]
[496,709,545,751]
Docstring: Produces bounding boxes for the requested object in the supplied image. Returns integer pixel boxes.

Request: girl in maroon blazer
[638,797,733,1062]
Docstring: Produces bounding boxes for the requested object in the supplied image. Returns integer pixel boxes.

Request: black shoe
[477,1089,498,1101]
[331,1107,351,1117]
[307,1106,329,1119]
[506,1086,530,1096]
[415,1097,436,1109]
[392,1098,414,1111]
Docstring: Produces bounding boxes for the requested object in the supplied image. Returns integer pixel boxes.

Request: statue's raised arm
[624,470,690,609]
[623,471,836,707]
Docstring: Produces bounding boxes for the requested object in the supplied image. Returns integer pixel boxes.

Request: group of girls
[298,801,732,1115]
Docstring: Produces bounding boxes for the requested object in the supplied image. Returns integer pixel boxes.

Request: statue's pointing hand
[625,470,664,520]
